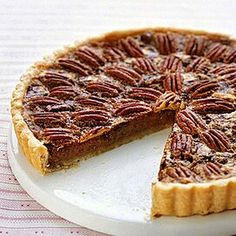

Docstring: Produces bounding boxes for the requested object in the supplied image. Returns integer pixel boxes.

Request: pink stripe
[0,188,26,194]
[0,215,63,221]
[0,197,34,202]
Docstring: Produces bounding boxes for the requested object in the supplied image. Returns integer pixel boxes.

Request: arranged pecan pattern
[115,101,152,117]
[119,37,144,57]
[128,87,161,101]
[23,29,236,181]
[185,36,206,56]
[191,97,235,113]
[186,57,210,73]
[176,109,207,135]
[199,129,231,152]
[154,33,176,55]
[132,58,157,74]
[160,55,182,72]
[163,72,182,94]
[76,47,105,68]
[186,80,218,99]
[205,43,227,62]
[171,133,194,158]
[105,66,142,86]
[58,59,91,76]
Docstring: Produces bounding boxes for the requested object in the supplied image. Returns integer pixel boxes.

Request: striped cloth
[0,0,235,235]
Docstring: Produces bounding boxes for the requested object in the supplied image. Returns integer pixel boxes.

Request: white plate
[8,125,236,236]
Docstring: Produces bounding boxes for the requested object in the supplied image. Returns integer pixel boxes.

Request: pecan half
[186,57,210,73]
[132,58,157,74]
[86,82,120,97]
[39,72,74,88]
[163,72,182,94]
[103,47,125,62]
[26,96,61,106]
[160,165,196,183]
[154,91,184,111]
[224,47,236,63]
[205,43,227,62]
[194,162,229,179]
[80,126,111,143]
[75,47,105,68]
[191,97,235,113]
[105,66,142,86]
[160,55,182,73]
[119,37,144,57]
[200,129,231,152]
[75,95,107,107]
[49,86,76,98]
[186,80,218,99]
[128,87,161,101]
[185,36,206,56]
[211,64,236,89]
[154,33,176,55]
[73,110,111,126]
[31,112,66,127]
[171,132,194,158]
[58,59,91,76]
[43,128,74,143]
[115,101,152,116]
[176,109,207,135]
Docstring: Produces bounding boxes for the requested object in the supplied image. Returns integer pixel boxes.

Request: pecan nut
[132,58,157,74]
[128,87,161,101]
[154,91,184,112]
[191,97,235,113]
[186,57,210,73]
[119,37,144,57]
[176,109,207,135]
[76,47,105,68]
[49,86,76,98]
[58,59,91,76]
[160,55,182,73]
[185,36,206,56]
[163,72,182,94]
[154,33,176,55]
[86,82,120,97]
[171,132,194,158]
[43,128,74,143]
[105,66,142,86]
[199,129,231,152]
[103,47,125,62]
[185,80,218,99]
[115,101,152,116]
[224,47,236,63]
[205,43,227,62]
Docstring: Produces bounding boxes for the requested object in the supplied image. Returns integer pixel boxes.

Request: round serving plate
[8,125,236,236]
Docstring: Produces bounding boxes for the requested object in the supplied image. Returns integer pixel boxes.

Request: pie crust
[11,27,236,217]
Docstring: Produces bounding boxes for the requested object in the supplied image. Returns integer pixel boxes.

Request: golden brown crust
[11,27,236,215]
[151,177,236,217]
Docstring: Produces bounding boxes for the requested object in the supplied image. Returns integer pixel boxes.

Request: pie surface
[11,27,236,217]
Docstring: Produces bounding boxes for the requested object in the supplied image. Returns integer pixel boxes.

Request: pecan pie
[11,28,236,217]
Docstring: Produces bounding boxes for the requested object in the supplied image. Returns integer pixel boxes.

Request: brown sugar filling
[22,30,236,181]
